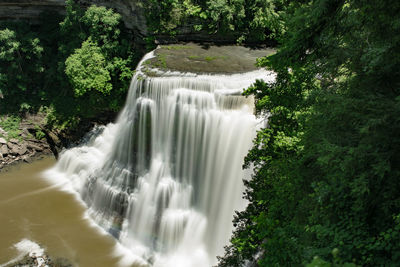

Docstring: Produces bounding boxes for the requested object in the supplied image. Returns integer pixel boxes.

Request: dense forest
[217,0,400,266]
[1,0,399,266]
[0,0,137,131]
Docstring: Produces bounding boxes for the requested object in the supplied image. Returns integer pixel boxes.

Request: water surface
[0,157,130,267]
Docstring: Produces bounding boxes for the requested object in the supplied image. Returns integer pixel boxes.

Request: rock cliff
[0,0,66,22]
[0,0,237,43]
[77,0,149,37]
[0,0,148,37]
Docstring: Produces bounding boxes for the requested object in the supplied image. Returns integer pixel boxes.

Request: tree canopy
[0,0,136,125]
[145,0,285,43]
[218,0,400,266]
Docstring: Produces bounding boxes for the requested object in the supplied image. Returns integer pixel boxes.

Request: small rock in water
[23,155,32,163]
[12,239,52,267]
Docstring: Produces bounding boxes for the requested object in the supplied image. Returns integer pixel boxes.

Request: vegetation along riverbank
[1,0,399,266]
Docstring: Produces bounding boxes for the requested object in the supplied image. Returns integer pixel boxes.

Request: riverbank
[0,113,54,171]
[0,111,115,171]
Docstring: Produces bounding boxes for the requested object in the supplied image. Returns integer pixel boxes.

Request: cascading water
[46,51,274,266]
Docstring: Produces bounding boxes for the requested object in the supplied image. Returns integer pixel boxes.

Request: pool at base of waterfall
[0,157,143,267]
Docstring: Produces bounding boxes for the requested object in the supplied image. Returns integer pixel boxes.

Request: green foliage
[0,0,137,127]
[0,26,44,109]
[34,125,46,140]
[145,0,286,43]
[65,39,112,97]
[0,116,21,140]
[219,0,400,266]
[306,249,357,267]
[206,0,283,41]
[59,1,136,118]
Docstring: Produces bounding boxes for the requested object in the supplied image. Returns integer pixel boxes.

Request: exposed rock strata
[0,0,238,43]
[0,0,148,37]
[0,0,65,22]
[0,135,52,170]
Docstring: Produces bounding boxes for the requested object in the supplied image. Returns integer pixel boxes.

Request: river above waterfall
[0,157,136,267]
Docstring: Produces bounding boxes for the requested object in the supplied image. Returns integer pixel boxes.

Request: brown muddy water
[0,157,133,267]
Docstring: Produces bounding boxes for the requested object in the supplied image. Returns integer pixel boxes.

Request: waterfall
[46,51,274,266]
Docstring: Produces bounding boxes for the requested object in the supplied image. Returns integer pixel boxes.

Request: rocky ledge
[143,43,275,75]
[0,114,54,170]
[0,111,116,171]
[0,136,52,169]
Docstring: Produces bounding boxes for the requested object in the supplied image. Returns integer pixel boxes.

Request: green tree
[144,0,285,43]
[57,1,135,118]
[219,0,400,266]
[0,27,44,110]
[65,39,112,98]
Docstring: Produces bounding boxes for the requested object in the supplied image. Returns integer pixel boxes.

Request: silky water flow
[46,52,274,267]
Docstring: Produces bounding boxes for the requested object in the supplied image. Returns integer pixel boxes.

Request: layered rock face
[0,0,236,43]
[77,0,148,37]
[0,0,66,22]
[0,0,148,37]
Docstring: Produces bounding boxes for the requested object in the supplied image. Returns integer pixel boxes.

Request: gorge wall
[0,0,236,43]
[0,1,66,22]
[0,0,148,37]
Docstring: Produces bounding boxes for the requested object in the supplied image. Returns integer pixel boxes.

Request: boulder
[0,145,8,156]
[8,143,27,156]
[16,144,28,156]
[23,155,32,163]
[0,137,6,144]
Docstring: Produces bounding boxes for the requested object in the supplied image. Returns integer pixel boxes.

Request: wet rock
[23,155,32,163]
[47,131,60,144]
